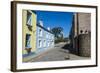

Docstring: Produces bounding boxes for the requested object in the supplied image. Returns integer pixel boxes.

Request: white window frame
[39,29,42,37]
[25,34,31,48]
[39,40,42,48]
[27,15,32,26]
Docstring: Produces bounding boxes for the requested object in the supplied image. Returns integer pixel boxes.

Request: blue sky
[35,10,74,37]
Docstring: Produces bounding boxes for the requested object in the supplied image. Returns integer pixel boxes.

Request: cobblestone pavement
[28,42,90,62]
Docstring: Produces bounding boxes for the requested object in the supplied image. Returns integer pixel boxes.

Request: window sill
[25,47,32,54]
[26,24,32,27]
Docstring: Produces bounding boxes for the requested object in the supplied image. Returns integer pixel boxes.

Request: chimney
[47,27,50,31]
[39,20,43,26]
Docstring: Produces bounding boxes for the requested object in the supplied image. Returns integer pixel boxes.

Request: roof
[37,24,54,34]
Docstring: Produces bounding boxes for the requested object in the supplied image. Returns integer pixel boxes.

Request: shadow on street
[62,43,77,55]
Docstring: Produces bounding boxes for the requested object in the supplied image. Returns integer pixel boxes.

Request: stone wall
[78,34,91,57]
[78,13,91,34]
[69,13,91,57]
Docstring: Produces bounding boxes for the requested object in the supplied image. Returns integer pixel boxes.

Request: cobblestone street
[28,42,90,62]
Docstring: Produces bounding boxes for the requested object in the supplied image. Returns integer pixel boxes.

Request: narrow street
[28,42,90,62]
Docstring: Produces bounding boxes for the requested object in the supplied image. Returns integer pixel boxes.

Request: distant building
[69,13,91,57]
[22,10,54,58]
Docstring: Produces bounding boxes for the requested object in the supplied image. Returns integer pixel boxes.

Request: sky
[35,10,74,38]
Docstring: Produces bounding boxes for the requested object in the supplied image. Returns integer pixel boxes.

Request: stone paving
[27,42,90,62]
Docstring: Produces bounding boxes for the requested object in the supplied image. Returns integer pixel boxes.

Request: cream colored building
[22,10,37,55]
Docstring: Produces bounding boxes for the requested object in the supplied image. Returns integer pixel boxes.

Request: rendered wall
[22,10,37,55]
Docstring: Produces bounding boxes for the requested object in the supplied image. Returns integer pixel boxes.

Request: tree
[51,27,63,43]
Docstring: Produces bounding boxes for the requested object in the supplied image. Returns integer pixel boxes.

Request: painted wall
[22,10,37,55]
[36,21,54,53]
[22,10,54,56]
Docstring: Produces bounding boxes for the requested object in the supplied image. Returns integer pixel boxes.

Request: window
[80,30,83,34]
[48,34,49,38]
[25,34,31,48]
[27,11,32,26]
[39,40,42,48]
[85,30,87,33]
[46,33,48,38]
[46,33,49,38]
[39,29,42,37]
[43,40,46,47]
[48,41,49,47]
[52,41,54,46]
[44,40,46,47]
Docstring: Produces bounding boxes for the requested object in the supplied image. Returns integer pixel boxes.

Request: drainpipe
[77,13,79,55]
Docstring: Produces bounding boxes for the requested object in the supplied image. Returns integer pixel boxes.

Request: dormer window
[27,11,32,26]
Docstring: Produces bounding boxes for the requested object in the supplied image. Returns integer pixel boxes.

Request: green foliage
[51,27,65,43]
[51,27,63,38]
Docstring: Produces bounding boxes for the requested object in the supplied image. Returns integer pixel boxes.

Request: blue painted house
[36,20,54,53]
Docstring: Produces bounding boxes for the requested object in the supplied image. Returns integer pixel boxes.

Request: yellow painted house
[22,10,37,56]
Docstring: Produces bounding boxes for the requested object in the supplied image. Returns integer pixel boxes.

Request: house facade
[22,10,54,60]
[36,21,54,53]
[69,13,91,57]
[22,10,37,56]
